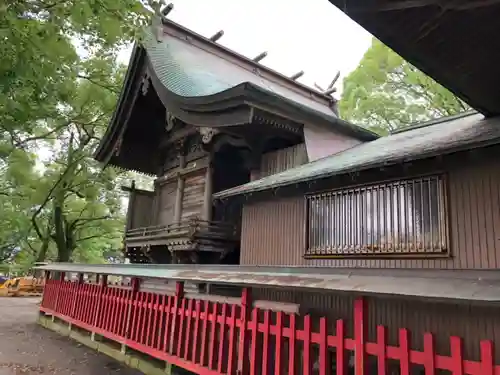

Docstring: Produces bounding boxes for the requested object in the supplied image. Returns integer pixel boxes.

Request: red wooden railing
[40,274,499,375]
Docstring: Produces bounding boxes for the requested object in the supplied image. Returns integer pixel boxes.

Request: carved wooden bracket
[198,127,220,144]
[141,74,150,96]
[166,110,176,131]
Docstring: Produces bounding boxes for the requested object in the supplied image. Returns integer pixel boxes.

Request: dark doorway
[212,145,251,265]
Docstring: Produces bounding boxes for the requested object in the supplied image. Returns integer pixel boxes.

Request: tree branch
[77,74,120,94]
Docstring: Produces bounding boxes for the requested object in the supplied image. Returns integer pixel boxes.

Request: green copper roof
[214,112,500,198]
[142,24,342,121]
[143,28,231,97]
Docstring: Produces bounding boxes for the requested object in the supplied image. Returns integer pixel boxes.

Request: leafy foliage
[339,38,470,134]
[0,0,162,267]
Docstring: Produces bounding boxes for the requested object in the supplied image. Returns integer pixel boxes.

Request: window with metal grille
[305,175,449,257]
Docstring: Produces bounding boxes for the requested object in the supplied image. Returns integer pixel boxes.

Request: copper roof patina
[214,111,500,199]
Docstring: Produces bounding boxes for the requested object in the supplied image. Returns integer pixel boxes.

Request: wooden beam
[252,51,267,63]
[159,126,197,149]
[173,153,185,224]
[348,0,500,12]
[209,30,224,42]
[125,181,136,231]
[202,152,214,221]
[290,71,304,81]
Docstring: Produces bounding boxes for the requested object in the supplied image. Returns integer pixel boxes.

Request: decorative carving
[165,110,176,131]
[141,74,150,96]
[169,138,184,154]
[189,141,202,154]
[198,127,220,144]
[253,114,301,134]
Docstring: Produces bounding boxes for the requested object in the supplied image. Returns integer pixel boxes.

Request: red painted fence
[40,274,499,375]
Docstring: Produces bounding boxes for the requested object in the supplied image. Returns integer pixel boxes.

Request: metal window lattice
[306,175,448,257]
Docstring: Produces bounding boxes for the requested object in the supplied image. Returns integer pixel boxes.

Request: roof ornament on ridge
[209,30,224,42]
[290,71,305,81]
[314,71,341,96]
[252,51,268,63]
[314,71,341,115]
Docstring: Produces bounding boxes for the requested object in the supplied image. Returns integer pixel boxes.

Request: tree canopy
[339,38,470,134]
[0,0,158,266]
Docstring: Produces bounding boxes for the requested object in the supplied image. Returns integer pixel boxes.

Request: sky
[117,0,373,95]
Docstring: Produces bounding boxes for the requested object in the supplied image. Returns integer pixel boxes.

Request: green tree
[340,38,470,134]
[0,0,165,265]
[29,58,127,262]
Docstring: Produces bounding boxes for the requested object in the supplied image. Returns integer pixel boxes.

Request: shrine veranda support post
[36,264,500,375]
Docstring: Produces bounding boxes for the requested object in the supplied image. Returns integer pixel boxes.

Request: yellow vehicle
[0,263,46,297]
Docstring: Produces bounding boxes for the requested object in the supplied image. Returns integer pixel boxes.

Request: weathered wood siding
[126,190,154,230]
[156,182,176,226]
[251,143,308,180]
[251,287,500,362]
[241,159,500,269]
[129,192,154,229]
[181,171,205,221]
[303,124,362,161]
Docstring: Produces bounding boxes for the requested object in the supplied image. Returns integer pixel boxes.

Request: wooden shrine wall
[126,190,155,230]
[251,143,308,181]
[181,171,206,221]
[156,182,176,226]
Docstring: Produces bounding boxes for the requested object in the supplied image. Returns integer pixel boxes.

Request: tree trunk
[35,237,50,263]
[54,205,72,262]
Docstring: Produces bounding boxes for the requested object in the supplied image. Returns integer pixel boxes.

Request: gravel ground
[0,298,143,375]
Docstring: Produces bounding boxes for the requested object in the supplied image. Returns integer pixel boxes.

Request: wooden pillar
[125,180,136,231]
[173,153,185,224]
[202,151,213,221]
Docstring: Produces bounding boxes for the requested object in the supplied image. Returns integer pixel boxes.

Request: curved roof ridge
[157,17,337,109]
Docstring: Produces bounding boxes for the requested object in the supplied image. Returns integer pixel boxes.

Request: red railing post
[169,281,184,354]
[70,273,84,318]
[353,297,367,375]
[53,272,66,314]
[93,274,108,330]
[319,317,330,375]
[238,287,252,375]
[480,340,495,375]
[125,277,140,340]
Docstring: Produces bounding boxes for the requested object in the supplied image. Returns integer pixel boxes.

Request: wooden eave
[94,44,146,165]
[327,0,500,116]
[145,58,377,140]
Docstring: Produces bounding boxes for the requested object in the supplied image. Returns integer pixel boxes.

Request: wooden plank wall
[157,182,176,226]
[240,158,500,269]
[303,123,362,161]
[181,171,205,221]
[251,143,308,180]
[130,192,154,229]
